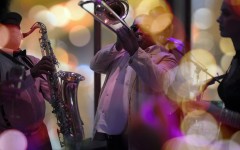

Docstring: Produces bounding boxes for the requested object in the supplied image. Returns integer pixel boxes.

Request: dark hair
[224,0,240,17]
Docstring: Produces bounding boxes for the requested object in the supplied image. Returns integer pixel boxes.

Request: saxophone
[23,22,85,149]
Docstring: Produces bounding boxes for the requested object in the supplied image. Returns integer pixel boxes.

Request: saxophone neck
[22,22,42,38]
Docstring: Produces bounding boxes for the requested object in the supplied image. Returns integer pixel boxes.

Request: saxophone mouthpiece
[22,22,41,38]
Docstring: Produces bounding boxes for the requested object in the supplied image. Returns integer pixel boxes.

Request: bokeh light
[27,5,56,31]
[163,135,210,150]
[134,0,168,16]
[0,129,27,150]
[181,110,220,144]
[34,10,56,30]
[54,47,69,64]
[186,48,217,81]
[193,8,214,30]
[150,13,173,34]
[170,61,198,100]
[4,0,234,149]
[0,25,9,48]
[209,140,240,150]
[66,0,88,21]
[28,5,48,21]
[75,64,94,87]
[171,48,217,100]
[69,25,91,47]
[219,37,235,56]
[67,53,79,69]
[192,31,215,51]
[231,131,240,146]
[220,54,233,72]
[49,4,71,27]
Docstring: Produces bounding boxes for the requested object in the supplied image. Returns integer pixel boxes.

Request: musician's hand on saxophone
[30,56,55,78]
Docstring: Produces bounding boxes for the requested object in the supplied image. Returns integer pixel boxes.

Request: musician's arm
[208,104,240,129]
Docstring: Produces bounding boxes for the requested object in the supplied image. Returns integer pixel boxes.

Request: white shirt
[90,44,177,135]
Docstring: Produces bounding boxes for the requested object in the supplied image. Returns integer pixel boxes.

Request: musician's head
[130,14,156,50]
[0,12,22,50]
[217,0,240,38]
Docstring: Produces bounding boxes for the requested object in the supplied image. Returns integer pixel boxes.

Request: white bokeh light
[0,25,9,48]
[69,25,91,47]
[220,55,233,72]
[193,8,214,30]
[181,111,220,144]
[34,10,56,30]
[66,0,88,21]
[0,130,27,150]
[219,38,235,56]
[49,5,71,27]
[75,64,94,87]
[28,5,48,20]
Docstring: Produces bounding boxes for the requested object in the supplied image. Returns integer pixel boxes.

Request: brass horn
[79,0,130,33]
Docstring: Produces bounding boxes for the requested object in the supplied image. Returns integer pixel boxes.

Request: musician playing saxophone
[0,12,54,150]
